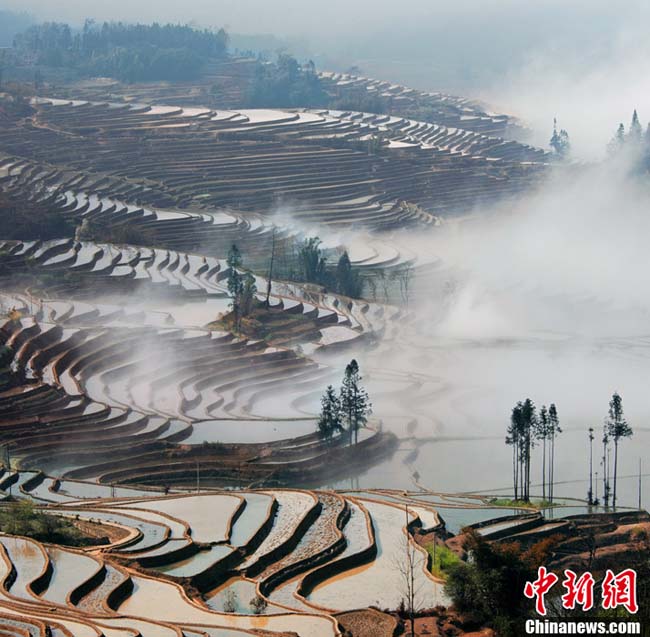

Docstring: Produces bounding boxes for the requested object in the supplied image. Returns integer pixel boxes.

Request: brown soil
[71,518,131,545]
[336,608,398,637]
[209,302,323,346]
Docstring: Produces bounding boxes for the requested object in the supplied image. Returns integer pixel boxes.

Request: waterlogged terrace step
[118,573,338,637]
[116,494,244,544]
[40,546,103,607]
[307,499,444,611]
[239,491,318,575]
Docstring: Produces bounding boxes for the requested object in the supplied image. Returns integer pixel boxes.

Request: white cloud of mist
[483,6,650,160]
[423,158,650,340]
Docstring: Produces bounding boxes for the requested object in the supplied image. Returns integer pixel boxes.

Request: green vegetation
[317,385,343,443]
[487,498,557,509]
[0,500,103,546]
[426,542,460,579]
[603,392,633,507]
[296,237,364,298]
[0,189,74,241]
[505,398,561,503]
[607,109,650,172]
[225,244,258,331]
[549,118,571,159]
[316,359,372,445]
[13,21,228,83]
[245,54,326,108]
[444,530,558,636]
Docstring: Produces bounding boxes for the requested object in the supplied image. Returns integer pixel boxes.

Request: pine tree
[557,129,570,159]
[227,244,244,326]
[549,118,560,154]
[629,109,643,143]
[299,237,327,284]
[535,405,550,501]
[602,427,610,506]
[506,404,523,500]
[549,119,570,159]
[608,123,626,156]
[606,392,633,507]
[520,398,537,502]
[318,385,342,443]
[336,251,363,298]
[548,403,561,503]
[239,273,257,318]
[340,359,372,445]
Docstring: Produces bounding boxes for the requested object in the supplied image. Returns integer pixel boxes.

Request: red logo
[524,568,638,615]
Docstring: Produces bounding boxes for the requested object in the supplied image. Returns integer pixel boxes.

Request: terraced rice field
[0,480,537,635]
[0,59,564,635]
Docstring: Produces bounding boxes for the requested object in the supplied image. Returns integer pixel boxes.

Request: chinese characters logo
[524,567,638,615]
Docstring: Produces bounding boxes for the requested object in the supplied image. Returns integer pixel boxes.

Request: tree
[602,426,611,507]
[535,405,550,501]
[587,427,595,505]
[629,109,643,144]
[549,118,570,159]
[520,398,537,502]
[226,244,244,327]
[317,385,342,443]
[340,359,372,445]
[239,273,257,319]
[393,506,426,636]
[506,405,523,501]
[336,251,363,298]
[265,227,276,307]
[506,399,538,502]
[223,588,238,613]
[606,392,633,507]
[607,123,626,156]
[547,403,561,503]
[299,237,327,285]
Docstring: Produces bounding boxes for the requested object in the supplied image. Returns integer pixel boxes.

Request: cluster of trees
[549,118,570,159]
[607,110,650,170]
[0,499,102,546]
[0,189,74,241]
[318,359,372,446]
[0,10,33,48]
[505,399,561,503]
[226,244,258,330]
[445,531,559,636]
[593,392,633,507]
[245,54,327,108]
[12,20,229,83]
[298,237,364,298]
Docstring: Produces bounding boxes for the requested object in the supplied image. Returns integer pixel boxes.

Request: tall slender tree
[520,398,537,502]
[318,385,342,443]
[548,403,561,503]
[588,427,595,505]
[226,244,244,327]
[506,406,522,501]
[606,392,633,507]
[536,405,550,501]
[506,399,536,502]
[340,359,372,445]
[629,110,643,143]
[602,427,611,506]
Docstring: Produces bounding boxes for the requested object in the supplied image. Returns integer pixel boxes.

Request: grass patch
[427,543,461,579]
[487,498,558,509]
[0,500,105,547]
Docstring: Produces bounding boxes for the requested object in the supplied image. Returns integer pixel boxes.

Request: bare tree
[392,506,427,636]
[265,227,276,307]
